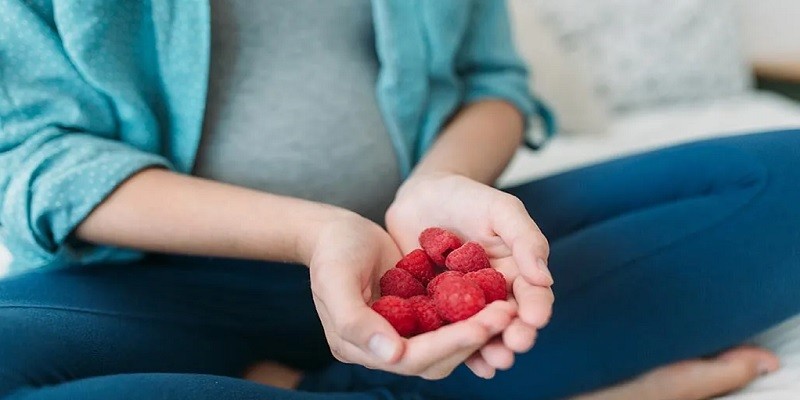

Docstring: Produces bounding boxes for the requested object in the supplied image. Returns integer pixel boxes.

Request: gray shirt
[194,0,401,223]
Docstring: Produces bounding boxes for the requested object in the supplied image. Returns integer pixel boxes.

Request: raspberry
[426,270,464,296]
[445,242,490,273]
[408,295,444,333]
[464,268,508,303]
[395,249,436,285]
[380,268,426,298]
[419,227,463,266]
[371,296,417,337]
[433,276,486,322]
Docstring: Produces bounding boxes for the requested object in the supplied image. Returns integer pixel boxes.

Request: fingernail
[369,334,398,362]
[537,259,554,285]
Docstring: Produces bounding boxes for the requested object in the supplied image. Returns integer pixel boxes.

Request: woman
[0,1,797,399]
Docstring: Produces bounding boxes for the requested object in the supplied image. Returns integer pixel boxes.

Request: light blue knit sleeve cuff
[463,74,557,150]
[1,133,172,274]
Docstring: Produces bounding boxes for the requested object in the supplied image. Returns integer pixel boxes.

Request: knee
[0,307,74,397]
[747,130,800,199]
[742,129,800,170]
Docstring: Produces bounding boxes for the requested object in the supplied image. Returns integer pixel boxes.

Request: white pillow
[509,0,611,135]
[509,0,753,134]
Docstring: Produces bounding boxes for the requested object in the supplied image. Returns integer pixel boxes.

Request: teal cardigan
[0,0,553,273]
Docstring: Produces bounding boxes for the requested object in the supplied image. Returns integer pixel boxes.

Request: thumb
[384,223,419,255]
[321,267,405,364]
[337,302,406,364]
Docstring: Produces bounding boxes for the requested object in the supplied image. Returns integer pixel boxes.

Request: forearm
[410,100,524,185]
[75,168,348,265]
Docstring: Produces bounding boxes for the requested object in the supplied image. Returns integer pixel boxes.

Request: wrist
[398,170,457,199]
[290,203,359,266]
[405,101,523,186]
[389,172,475,229]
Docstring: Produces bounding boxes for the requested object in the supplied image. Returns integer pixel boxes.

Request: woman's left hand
[386,172,554,378]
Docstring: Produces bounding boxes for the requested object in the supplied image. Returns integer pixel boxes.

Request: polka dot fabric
[0,0,209,273]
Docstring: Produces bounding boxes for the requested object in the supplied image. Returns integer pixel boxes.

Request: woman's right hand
[307,211,517,379]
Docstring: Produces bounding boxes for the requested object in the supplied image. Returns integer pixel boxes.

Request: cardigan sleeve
[457,0,556,148]
[0,1,170,273]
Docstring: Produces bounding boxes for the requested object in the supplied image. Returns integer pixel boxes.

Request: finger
[502,317,538,353]
[426,328,518,380]
[331,337,401,370]
[416,303,515,380]
[422,341,489,380]
[513,277,554,328]
[480,337,516,371]
[490,195,552,286]
[317,266,404,364]
[387,228,419,256]
[314,302,383,368]
[491,257,520,285]
[466,353,496,379]
[473,300,517,331]
[402,301,515,376]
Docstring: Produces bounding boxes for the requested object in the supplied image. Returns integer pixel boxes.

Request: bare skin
[244,346,780,399]
[75,100,547,379]
[77,100,775,394]
[243,101,781,397]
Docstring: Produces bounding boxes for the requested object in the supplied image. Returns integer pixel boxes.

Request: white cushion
[509,0,753,135]
[500,91,800,186]
[509,0,611,135]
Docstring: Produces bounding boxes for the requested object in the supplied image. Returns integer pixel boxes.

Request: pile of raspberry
[372,227,507,337]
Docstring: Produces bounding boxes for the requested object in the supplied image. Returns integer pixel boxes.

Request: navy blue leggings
[1,130,799,400]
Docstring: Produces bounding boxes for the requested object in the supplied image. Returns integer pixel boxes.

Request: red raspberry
[408,295,444,333]
[380,268,426,298]
[433,276,486,322]
[371,296,417,337]
[419,227,463,266]
[395,249,436,285]
[465,268,508,303]
[445,242,490,273]
[426,270,464,296]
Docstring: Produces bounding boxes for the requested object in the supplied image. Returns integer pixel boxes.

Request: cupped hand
[386,172,554,377]
[308,211,516,379]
